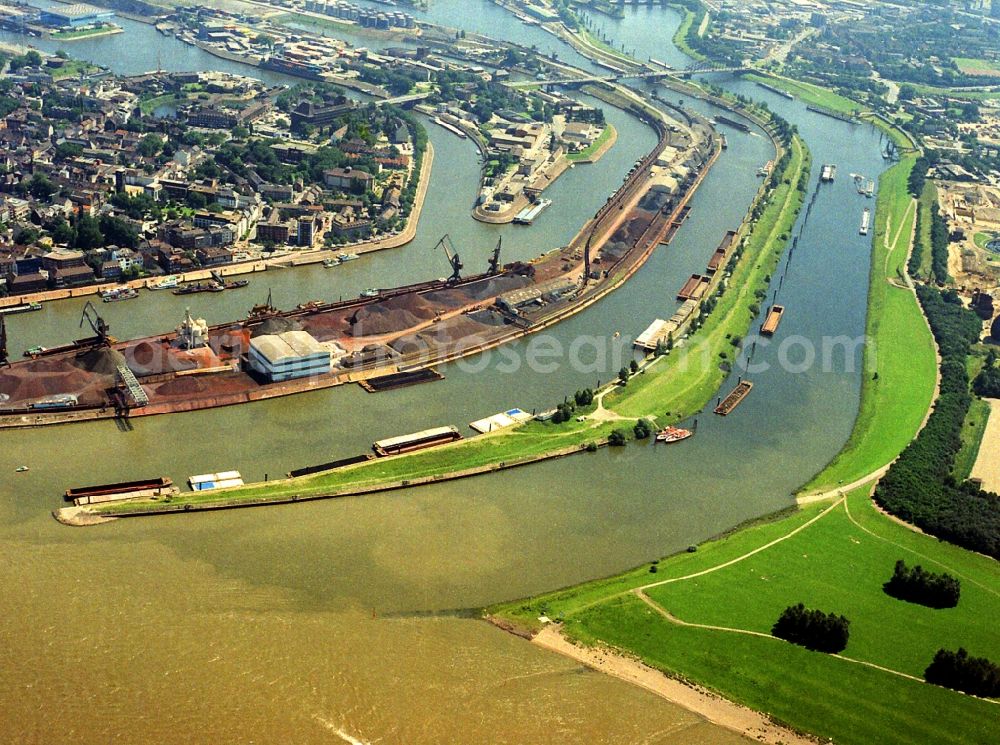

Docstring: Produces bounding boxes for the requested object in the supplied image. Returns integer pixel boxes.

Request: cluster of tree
[618,359,639,385]
[771,603,850,654]
[883,559,960,609]
[110,192,162,221]
[924,648,1000,698]
[875,286,1000,559]
[973,352,1000,398]
[908,156,930,199]
[6,50,42,73]
[608,428,628,446]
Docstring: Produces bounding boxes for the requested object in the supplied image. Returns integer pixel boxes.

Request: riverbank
[487,485,1000,745]
[566,123,617,163]
[67,109,797,521]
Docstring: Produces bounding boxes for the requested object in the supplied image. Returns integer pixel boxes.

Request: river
[0,3,888,742]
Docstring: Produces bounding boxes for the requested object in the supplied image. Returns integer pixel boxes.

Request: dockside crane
[433,234,463,283]
[79,301,112,349]
[488,238,502,275]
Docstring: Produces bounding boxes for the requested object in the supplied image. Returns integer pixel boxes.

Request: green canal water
[0,3,889,742]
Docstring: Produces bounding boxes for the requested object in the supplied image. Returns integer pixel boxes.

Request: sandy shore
[531,625,818,745]
[971,398,1000,492]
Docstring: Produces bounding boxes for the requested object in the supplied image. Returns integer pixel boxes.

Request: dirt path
[971,399,1000,493]
[531,625,819,745]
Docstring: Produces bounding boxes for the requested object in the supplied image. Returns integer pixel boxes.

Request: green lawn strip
[271,12,352,33]
[487,502,824,633]
[904,81,1000,102]
[953,396,992,482]
[566,124,616,162]
[606,136,808,421]
[566,593,998,745]
[741,72,860,115]
[643,487,1000,677]
[974,231,993,249]
[669,6,706,63]
[953,57,1000,75]
[94,417,619,513]
[800,157,937,493]
[579,28,632,65]
[916,181,937,279]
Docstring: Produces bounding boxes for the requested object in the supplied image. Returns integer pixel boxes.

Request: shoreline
[515,623,819,745]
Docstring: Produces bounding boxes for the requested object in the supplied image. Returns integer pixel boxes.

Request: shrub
[772,603,850,653]
[924,648,1000,698]
[633,419,655,439]
[608,429,627,447]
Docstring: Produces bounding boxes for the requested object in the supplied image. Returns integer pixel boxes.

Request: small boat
[323,257,341,268]
[338,253,360,262]
[656,426,692,443]
[102,287,139,303]
[223,279,249,290]
[150,275,179,290]
[15,466,29,473]
[173,282,224,295]
[23,345,49,357]
[361,288,380,298]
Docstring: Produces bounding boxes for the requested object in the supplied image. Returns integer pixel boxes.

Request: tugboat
[338,253,360,263]
[323,257,341,268]
[15,465,29,473]
[656,426,693,443]
[101,287,139,303]
[360,288,380,298]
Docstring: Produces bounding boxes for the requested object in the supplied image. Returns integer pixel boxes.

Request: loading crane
[432,234,463,283]
[79,301,112,349]
[488,237,502,275]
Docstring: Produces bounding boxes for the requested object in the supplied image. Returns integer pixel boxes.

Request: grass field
[955,396,992,481]
[566,124,616,162]
[742,72,861,116]
[974,231,994,250]
[800,157,937,493]
[954,57,1000,76]
[669,6,707,62]
[605,137,808,420]
[491,487,1000,744]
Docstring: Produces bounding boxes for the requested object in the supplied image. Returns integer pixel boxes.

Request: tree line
[874,286,1000,559]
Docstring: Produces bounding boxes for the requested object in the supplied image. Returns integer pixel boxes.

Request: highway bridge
[506,63,752,90]
[373,90,434,107]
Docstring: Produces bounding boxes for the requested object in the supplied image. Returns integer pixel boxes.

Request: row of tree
[772,604,850,654]
[883,559,961,609]
[874,286,1000,559]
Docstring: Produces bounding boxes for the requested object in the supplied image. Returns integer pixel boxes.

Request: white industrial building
[249,330,331,382]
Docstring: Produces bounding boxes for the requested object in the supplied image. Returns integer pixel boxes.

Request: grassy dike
[87,131,807,517]
[489,487,999,745]
[799,156,937,493]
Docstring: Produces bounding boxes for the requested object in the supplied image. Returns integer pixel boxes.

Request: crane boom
[432,234,463,282]
[0,314,8,368]
[488,238,502,275]
[79,301,111,347]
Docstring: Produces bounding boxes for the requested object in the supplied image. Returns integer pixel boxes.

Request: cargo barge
[820,164,836,182]
[756,81,795,100]
[373,425,462,457]
[677,274,711,301]
[66,476,176,506]
[714,380,753,416]
[760,304,784,336]
[0,301,42,316]
[707,229,737,274]
[358,368,444,392]
[513,199,553,225]
[860,208,871,236]
[714,114,751,133]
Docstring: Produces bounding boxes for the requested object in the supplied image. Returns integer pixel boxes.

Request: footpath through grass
[490,486,1000,745]
[800,156,937,493]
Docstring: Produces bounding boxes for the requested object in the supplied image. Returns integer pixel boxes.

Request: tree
[46,217,74,245]
[992,315,1000,342]
[883,559,960,608]
[924,648,1000,698]
[608,429,627,447]
[98,215,139,249]
[74,215,104,250]
[629,359,639,374]
[772,604,850,653]
[13,225,40,245]
[618,366,631,385]
[574,388,594,406]
[25,50,41,68]
[633,419,655,440]
[24,173,57,200]
[137,134,164,158]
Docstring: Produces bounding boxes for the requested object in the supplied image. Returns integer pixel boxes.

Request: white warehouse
[249,330,331,382]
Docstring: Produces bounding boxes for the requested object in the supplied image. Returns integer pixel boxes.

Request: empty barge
[677,274,711,301]
[714,380,753,416]
[760,304,785,336]
[373,425,462,457]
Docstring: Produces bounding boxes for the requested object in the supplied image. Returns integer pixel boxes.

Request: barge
[714,114,751,133]
[714,380,753,416]
[66,476,176,506]
[760,304,784,336]
[513,199,553,225]
[373,425,462,457]
[860,208,871,236]
[0,301,42,316]
[820,164,836,182]
[677,274,711,301]
[707,230,737,274]
[756,81,795,100]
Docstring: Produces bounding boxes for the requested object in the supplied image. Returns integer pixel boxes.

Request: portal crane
[433,234,463,283]
[488,238,502,275]
[79,301,111,348]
